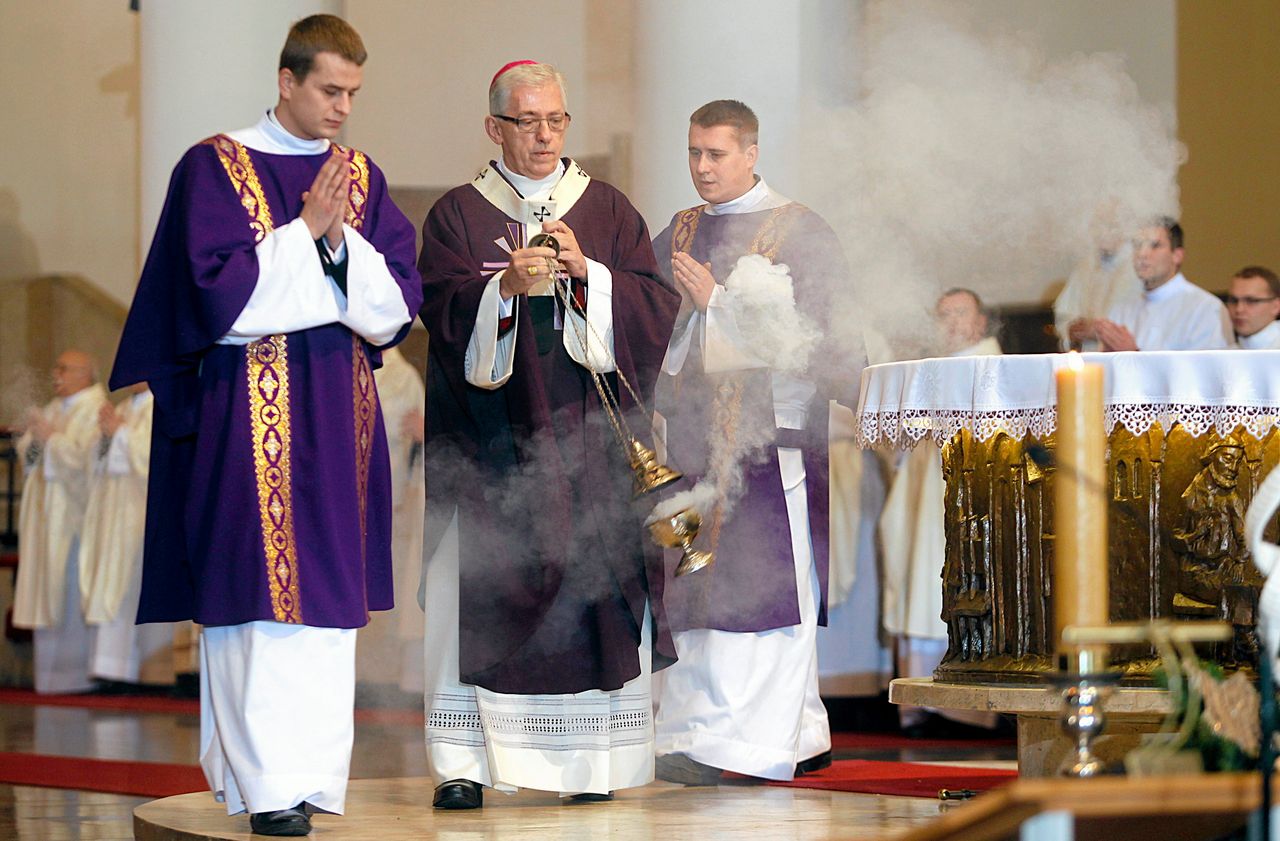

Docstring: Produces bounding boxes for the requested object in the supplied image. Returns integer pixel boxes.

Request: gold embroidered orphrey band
[206,135,372,622]
[669,202,804,551]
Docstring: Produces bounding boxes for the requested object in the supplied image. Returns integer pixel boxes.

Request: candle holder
[1046,665,1122,777]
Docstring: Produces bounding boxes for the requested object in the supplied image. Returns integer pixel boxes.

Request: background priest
[1068,218,1232,351]
[109,15,420,837]
[649,99,848,784]
[80,383,175,692]
[417,60,679,809]
[13,349,108,694]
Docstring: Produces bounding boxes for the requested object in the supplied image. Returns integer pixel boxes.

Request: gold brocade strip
[247,336,302,623]
[707,204,802,550]
[204,135,275,241]
[747,204,800,261]
[669,206,705,257]
[334,145,371,231]
[352,336,374,574]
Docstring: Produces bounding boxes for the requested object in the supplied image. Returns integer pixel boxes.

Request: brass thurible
[531,229,685,519]
[646,508,715,577]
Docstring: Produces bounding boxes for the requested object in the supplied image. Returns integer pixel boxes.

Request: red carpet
[830,731,1015,750]
[0,751,206,798]
[0,688,429,727]
[767,759,1017,798]
[0,688,199,715]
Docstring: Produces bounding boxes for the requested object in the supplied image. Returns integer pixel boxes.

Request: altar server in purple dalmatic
[650,100,852,784]
[417,61,679,809]
[109,15,420,837]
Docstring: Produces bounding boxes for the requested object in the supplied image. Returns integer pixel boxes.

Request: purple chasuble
[418,162,680,695]
[651,203,854,633]
[110,136,422,628]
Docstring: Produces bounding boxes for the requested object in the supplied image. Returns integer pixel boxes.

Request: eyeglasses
[1225,295,1279,306]
[493,113,571,133]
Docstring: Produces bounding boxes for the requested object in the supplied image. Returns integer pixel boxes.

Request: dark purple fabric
[110,138,422,628]
[418,166,680,694]
[651,204,851,633]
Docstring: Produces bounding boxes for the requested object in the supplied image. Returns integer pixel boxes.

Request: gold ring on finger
[528,265,538,276]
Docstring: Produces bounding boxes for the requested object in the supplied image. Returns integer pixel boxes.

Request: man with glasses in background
[1226,266,1280,349]
[416,60,679,809]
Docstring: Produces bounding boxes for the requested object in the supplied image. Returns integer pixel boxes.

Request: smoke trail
[818,0,1184,361]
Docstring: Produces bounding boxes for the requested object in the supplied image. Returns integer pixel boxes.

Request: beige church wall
[0,3,139,306]
[343,0,599,191]
[1176,0,1280,294]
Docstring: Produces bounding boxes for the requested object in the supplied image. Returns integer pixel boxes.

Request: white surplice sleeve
[701,284,770,373]
[222,219,343,341]
[562,258,616,373]
[464,275,517,388]
[337,223,412,346]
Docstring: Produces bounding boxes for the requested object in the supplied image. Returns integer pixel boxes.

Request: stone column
[138,1,340,258]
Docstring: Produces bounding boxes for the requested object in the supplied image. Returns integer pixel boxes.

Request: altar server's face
[688,124,758,205]
[485,84,567,180]
[1132,226,1182,290]
[276,52,363,141]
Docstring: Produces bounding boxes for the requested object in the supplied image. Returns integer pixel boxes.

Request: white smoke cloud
[819,0,1184,360]
[722,254,820,373]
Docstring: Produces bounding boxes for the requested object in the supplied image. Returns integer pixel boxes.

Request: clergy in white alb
[14,349,108,694]
[80,384,176,688]
[1054,240,1140,351]
[650,101,851,784]
[880,289,1000,729]
[1079,219,1232,352]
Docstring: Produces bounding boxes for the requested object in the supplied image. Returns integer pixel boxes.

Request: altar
[858,349,1280,685]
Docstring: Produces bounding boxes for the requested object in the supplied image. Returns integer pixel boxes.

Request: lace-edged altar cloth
[856,349,1280,450]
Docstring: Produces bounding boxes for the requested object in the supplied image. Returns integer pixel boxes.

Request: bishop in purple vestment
[416,61,678,807]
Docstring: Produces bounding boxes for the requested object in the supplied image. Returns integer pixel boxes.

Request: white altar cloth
[857,350,1280,449]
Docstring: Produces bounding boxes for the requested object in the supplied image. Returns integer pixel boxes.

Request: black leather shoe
[433,779,483,809]
[568,792,614,802]
[795,749,832,776]
[248,806,311,836]
[655,754,724,785]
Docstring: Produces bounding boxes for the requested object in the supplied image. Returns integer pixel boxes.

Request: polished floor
[0,688,1015,840]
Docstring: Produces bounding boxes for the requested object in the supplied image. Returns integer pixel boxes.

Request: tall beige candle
[1053,353,1109,672]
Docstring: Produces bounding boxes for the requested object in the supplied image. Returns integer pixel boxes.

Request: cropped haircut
[1235,265,1280,298]
[690,100,759,148]
[1152,216,1184,251]
[489,63,568,116]
[279,14,367,80]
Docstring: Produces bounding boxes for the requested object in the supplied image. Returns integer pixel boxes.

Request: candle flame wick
[1065,350,1084,371]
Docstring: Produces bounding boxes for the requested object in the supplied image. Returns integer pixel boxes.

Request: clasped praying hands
[300,149,349,250]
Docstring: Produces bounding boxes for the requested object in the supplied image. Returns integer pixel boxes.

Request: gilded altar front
[935,423,1280,684]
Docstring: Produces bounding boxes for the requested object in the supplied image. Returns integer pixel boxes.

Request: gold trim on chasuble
[210,136,377,621]
[207,135,301,622]
[352,336,375,576]
[246,336,303,622]
[204,136,275,242]
[678,203,804,551]
[333,145,370,232]
[336,144,375,571]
